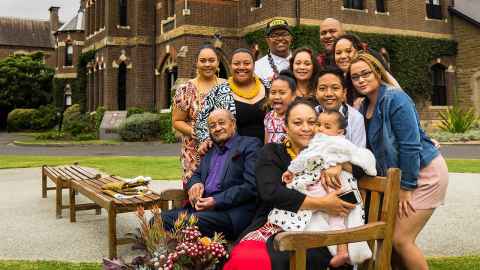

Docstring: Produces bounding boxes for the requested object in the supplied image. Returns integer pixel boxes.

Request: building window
[168,0,175,17]
[344,0,363,10]
[253,0,262,8]
[426,0,443,20]
[431,64,447,106]
[118,63,127,110]
[65,44,73,66]
[119,0,128,26]
[163,67,177,109]
[376,0,386,13]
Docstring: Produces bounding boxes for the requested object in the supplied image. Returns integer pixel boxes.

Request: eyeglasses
[269,32,291,39]
[351,70,373,81]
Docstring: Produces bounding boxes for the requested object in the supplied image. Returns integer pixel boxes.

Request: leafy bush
[439,106,477,133]
[159,112,178,143]
[127,107,145,117]
[73,133,98,141]
[118,113,161,141]
[35,131,65,140]
[430,129,480,142]
[62,104,93,136]
[31,104,58,130]
[93,106,106,130]
[7,109,36,131]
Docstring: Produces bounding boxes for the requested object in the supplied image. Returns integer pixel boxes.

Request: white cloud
[0,0,79,22]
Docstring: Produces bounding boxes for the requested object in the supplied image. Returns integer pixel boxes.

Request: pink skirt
[411,154,449,210]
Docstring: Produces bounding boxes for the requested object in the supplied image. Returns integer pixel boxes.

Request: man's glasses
[351,70,373,81]
[268,32,291,39]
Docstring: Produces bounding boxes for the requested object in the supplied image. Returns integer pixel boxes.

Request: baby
[268,110,377,267]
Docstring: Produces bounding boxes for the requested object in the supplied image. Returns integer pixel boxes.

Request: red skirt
[223,240,271,270]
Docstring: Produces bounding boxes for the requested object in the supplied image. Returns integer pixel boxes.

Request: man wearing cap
[254,18,293,81]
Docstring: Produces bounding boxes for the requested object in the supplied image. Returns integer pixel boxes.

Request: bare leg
[329,244,349,268]
[393,209,434,270]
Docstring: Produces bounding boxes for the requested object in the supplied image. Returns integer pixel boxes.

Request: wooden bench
[41,164,102,218]
[158,168,400,270]
[68,174,164,259]
[274,168,401,270]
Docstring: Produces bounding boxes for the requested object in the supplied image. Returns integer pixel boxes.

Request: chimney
[49,6,60,32]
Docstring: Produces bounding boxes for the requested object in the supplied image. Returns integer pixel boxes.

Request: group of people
[162,17,449,270]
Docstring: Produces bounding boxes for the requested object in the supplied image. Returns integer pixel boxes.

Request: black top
[239,143,366,239]
[234,98,266,143]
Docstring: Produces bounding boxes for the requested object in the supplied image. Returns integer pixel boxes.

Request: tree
[0,52,54,111]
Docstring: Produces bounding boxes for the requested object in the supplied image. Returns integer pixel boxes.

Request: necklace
[267,52,280,79]
[194,77,218,96]
[228,76,261,99]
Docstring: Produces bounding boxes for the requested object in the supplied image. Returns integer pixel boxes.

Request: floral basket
[103,206,228,270]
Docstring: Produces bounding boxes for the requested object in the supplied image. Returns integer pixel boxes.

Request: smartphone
[338,190,359,204]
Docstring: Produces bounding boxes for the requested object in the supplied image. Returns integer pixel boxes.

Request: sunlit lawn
[0,155,181,180]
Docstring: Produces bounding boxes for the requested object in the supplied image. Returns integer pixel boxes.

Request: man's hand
[188,183,204,207]
[282,170,294,184]
[198,139,213,156]
[195,197,215,211]
[321,164,343,190]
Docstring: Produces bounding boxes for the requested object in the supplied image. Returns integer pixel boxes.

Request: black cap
[265,19,292,36]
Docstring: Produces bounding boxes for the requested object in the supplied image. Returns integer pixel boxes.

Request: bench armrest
[273,221,386,251]
[158,189,187,202]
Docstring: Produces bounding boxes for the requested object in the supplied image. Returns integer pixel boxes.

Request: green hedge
[7,105,58,131]
[118,113,162,141]
[245,25,457,100]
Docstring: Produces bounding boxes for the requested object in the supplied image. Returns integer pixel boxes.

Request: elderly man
[317,18,345,67]
[255,18,293,80]
[161,109,261,240]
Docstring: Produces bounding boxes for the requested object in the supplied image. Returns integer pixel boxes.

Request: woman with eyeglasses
[348,53,448,270]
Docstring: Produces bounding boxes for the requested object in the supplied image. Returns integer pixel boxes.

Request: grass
[13,139,121,146]
[0,257,478,270]
[445,159,480,173]
[0,155,181,180]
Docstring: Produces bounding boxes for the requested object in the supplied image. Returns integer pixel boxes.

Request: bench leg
[108,207,117,259]
[56,184,63,219]
[41,169,47,198]
[69,187,76,223]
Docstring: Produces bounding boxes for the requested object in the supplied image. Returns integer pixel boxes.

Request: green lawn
[0,155,181,180]
[0,156,479,180]
[0,257,478,270]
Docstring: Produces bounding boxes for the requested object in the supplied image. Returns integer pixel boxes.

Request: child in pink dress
[264,72,296,144]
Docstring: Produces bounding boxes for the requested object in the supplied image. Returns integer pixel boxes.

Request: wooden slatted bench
[68,174,163,258]
[41,164,102,218]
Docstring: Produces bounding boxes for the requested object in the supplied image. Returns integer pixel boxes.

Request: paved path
[0,168,478,262]
[0,132,479,158]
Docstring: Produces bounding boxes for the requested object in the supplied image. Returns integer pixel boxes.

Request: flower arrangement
[103,206,228,270]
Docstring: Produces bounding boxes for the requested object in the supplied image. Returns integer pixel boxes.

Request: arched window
[376,0,386,13]
[118,63,127,110]
[163,67,177,109]
[426,0,443,19]
[119,0,128,26]
[431,64,447,106]
[65,43,73,66]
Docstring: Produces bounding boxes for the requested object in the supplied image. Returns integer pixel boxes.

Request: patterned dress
[173,81,211,186]
[264,110,287,144]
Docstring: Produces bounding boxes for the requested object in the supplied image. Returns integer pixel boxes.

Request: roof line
[449,7,480,28]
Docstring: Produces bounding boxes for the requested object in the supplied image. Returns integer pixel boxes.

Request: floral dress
[173,81,210,186]
[264,110,287,144]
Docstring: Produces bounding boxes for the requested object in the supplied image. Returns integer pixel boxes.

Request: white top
[254,53,291,81]
[315,104,366,148]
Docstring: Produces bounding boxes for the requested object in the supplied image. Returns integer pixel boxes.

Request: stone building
[71,0,479,118]
[0,6,60,67]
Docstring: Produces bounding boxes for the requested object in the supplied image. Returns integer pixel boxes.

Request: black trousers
[161,206,235,240]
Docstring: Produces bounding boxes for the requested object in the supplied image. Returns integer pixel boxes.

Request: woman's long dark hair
[289,47,319,97]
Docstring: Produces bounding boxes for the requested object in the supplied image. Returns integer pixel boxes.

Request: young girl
[264,71,297,144]
[268,110,376,267]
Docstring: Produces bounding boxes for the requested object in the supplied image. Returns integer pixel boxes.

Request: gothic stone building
[70,0,480,119]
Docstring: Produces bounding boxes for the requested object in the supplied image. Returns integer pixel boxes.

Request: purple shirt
[204,134,238,195]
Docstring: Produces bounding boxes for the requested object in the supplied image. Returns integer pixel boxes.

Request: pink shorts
[411,155,449,210]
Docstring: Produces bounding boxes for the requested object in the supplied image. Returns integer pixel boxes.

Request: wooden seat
[41,163,102,218]
[68,174,164,258]
[273,168,401,270]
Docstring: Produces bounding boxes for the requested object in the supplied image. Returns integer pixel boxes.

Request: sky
[0,0,79,22]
